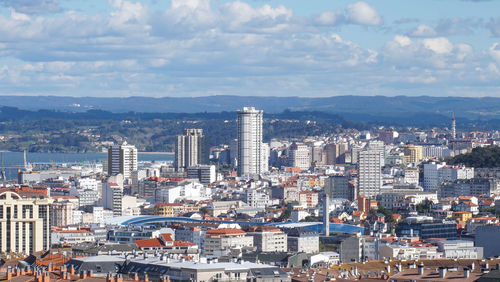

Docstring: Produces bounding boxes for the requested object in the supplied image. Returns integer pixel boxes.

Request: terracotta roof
[206,228,246,236]
[134,238,164,248]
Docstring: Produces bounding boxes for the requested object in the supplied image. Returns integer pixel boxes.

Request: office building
[174,129,209,172]
[0,188,53,255]
[237,107,264,176]
[107,141,138,178]
[187,164,216,184]
[358,142,385,197]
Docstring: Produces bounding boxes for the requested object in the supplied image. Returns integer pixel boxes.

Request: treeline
[0,107,367,152]
[447,146,500,168]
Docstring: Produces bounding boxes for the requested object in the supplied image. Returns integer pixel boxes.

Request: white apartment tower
[237,107,265,176]
[107,141,138,178]
[358,141,385,197]
[174,129,209,172]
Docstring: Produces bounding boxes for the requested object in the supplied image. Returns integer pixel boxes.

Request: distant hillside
[0,95,499,128]
[447,146,500,168]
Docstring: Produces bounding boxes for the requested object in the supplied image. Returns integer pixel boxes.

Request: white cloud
[345,1,382,26]
[410,24,437,37]
[423,37,454,54]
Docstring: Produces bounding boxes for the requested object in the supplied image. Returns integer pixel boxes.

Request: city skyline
[0,0,498,98]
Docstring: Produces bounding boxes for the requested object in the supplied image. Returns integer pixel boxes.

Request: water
[0,151,174,180]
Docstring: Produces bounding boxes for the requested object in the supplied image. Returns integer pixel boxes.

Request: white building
[102,182,123,216]
[108,141,138,178]
[434,240,483,259]
[358,141,385,197]
[424,162,474,191]
[288,142,311,170]
[154,180,211,203]
[245,189,269,209]
[237,107,264,177]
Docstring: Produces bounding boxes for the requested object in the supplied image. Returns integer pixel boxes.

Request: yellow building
[452,211,473,222]
[153,203,184,217]
[403,145,423,164]
[0,188,53,255]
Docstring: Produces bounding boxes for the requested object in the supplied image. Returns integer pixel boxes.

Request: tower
[174,129,209,172]
[107,141,138,178]
[237,107,264,177]
[358,141,384,197]
[451,112,456,140]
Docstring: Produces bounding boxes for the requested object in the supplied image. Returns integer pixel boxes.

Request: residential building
[283,227,319,254]
[0,188,53,254]
[107,141,138,178]
[102,182,123,217]
[237,107,264,176]
[324,176,356,201]
[247,226,287,253]
[403,145,423,164]
[287,142,311,170]
[174,129,209,172]
[358,142,384,197]
[203,228,254,257]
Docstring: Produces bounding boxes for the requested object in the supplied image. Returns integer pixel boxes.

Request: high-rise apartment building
[237,107,264,176]
[107,141,138,178]
[358,142,385,197]
[403,145,423,164]
[0,188,53,255]
[288,142,311,170]
[174,129,209,172]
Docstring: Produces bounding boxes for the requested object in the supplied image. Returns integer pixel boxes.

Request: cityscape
[0,0,500,282]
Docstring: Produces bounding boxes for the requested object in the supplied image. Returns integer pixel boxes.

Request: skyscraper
[107,141,138,178]
[237,107,264,176]
[358,141,385,197]
[174,129,209,172]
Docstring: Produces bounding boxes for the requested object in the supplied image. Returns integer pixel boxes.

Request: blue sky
[0,0,499,97]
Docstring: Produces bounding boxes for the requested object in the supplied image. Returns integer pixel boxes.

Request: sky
[0,0,499,98]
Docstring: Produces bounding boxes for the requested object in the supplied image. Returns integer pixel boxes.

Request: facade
[237,107,264,176]
[50,201,73,227]
[396,220,458,239]
[403,145,423,164]
[434,240,483,259]
[186,164,216,184]
[287,142,311,170]
[107,141,138,178]
[248,226,287,253]
[340,234,381,262]
[324,176,356,201]
[283,227,319,254]
[245,189,269,209]
[475,225,500,257]
[203,228,254,257]
[0,189,53,255]
[102,182,123,217]
[174,129,209,172]
[358,142,384,197]
[439,178,499,198]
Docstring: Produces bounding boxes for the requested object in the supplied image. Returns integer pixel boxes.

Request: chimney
[80,270,87,279]
[88,270,94,278]
[418,263,424,275]
[106,273,114,282]
[464,268,470,278]
[144,274,149,282]
[134,272,139,281]
[485,262,490,269]
[439,267,446,278]
[471,262,475,270]
[69,265,75,275]
[115,274,124,282]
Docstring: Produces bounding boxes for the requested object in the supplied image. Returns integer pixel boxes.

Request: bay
[0,151,174,180]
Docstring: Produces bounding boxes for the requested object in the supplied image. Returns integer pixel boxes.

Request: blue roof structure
[106,216,364,234]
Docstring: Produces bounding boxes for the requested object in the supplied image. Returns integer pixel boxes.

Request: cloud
[0,0,61,14]
[410,24,437,37]
[345,1,382,26]
[0,0,496,98]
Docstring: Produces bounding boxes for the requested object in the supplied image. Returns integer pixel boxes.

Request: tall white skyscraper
[107,141,138,178]
[237,107,264,176]
[174,129,209,172]
[358,141,385,197]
